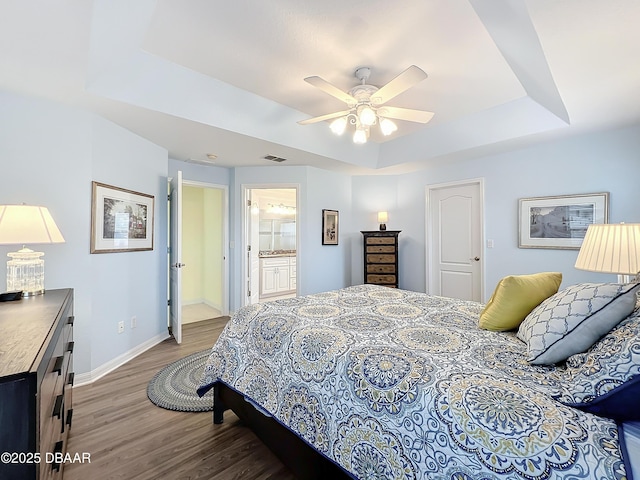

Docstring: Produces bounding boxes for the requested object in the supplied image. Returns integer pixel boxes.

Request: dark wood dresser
[361,231,401,288]
[0,289,74,480]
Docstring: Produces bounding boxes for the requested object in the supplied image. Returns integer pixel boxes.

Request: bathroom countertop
[259,250,296,258]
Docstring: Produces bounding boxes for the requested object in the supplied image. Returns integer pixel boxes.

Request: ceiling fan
[298,65,434,144]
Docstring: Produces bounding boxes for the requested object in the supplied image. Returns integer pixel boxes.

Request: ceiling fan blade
[377,106,434,124]
[371,65,428,105]
[297,110,352,125]
[304,76,357,105]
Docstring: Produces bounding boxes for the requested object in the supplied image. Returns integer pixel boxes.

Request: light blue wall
[4,87,638,377]
[0,90,169,375]
[352,124,640,299]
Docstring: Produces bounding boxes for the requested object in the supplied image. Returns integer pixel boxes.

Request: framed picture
[518,192,609,249]
[322,209,339,245]
[91,181,155,253]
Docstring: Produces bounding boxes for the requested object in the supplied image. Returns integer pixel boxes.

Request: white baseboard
[73,332,171,387]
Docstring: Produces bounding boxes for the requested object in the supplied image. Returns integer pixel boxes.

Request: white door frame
[182,179,230,316]
[241,183,300,307]
[425,178,485,301]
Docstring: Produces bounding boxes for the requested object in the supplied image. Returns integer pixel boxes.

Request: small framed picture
[518,192,609,249]
[322,209,339,245]
[91,181,155,253]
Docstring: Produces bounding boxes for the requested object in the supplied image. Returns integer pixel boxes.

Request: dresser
[0,289,74,480]
[361,231,401,288]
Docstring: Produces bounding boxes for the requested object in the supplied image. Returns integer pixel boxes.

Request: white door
[427,181,483,301]
[245,191,260,305]
[169,170,184,343]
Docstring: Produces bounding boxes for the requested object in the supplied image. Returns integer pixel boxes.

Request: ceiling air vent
[263,154,287,163]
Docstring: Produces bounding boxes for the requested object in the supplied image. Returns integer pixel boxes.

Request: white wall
[352,124,640,299]
[0,90,169,376]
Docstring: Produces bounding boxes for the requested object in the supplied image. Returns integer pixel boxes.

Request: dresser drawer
[367,264,396,274]
[365,236,396,245]
[366,274,397,284]
[366,245,396,254]
[366,254,396,264]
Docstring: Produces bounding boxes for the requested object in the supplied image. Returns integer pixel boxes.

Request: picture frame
[91,181,155,253]
[322,209,339,245]
[518,192,609,249]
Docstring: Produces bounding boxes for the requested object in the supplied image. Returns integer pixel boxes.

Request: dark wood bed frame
[213,383,352,479]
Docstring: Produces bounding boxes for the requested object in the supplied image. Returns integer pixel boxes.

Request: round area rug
[147,349,213,412]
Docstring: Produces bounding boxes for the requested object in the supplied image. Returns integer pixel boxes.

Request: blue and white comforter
[197,285,627,479]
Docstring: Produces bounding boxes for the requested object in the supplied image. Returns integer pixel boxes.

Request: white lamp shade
[377,211,388,223]
[0,205,65,245]
[575,223,640,275]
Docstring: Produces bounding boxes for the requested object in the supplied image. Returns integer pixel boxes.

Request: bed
[197,282,640,479]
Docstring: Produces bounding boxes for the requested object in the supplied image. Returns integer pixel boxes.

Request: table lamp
[575,223,640,283]
[377,211,388,231]
[0,205,65,296]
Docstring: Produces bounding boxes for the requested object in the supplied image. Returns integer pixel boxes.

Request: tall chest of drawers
[0,289,74,480]
[361,231,401,288]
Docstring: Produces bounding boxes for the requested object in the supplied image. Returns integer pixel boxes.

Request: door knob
[172,262,186,268]
[471,257,480,262]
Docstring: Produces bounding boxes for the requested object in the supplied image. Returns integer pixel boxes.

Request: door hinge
[247,245,251,251]
[167,299,171,306]
[247,199,252,207]
[168,194,171,201]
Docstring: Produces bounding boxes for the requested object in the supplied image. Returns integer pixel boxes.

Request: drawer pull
[51,441,63,472]
[53,394,64,419]
[67,315,75,325]
[67,341,75,353]
[53,356,64,375]
[68,372,75,386]
[67,408,74,428]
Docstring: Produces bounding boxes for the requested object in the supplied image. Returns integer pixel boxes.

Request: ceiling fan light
[353,128,367,144]
[329,116,348,135]
[358,105,377,126]
[380,118,398,136]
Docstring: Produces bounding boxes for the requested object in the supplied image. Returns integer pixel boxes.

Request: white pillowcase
[517,282,640,365]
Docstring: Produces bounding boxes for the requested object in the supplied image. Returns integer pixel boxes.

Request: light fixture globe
[358,105,377,126]
[353,127,367,144]
[329,116,348,135]
[379,117,398,136]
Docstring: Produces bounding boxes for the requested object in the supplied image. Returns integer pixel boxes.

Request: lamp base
[379,224,387,231]
[6,247,46,296]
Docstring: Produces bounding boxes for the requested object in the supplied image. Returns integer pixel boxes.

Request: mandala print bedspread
[197,285,627,480]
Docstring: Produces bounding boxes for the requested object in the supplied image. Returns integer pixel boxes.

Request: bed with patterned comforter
[197,284,637,479]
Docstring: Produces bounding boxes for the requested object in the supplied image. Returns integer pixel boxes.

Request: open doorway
[181,183,228,323]
[244,187,298,306]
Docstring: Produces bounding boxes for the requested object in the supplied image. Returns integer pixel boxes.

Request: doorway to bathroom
[243,186,298,306]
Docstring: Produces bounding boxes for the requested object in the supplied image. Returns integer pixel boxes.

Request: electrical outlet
[118,321,125,334]
[131,316,137,329]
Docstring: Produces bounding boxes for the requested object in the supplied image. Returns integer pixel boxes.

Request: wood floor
[65,318,296,480]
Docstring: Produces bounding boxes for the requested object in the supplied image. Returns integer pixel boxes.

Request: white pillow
[517,282,640,365]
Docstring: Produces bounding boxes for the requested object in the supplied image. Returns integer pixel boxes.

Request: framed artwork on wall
[322,209,339,245]
[91,181,155,253]
[518,192,609,249]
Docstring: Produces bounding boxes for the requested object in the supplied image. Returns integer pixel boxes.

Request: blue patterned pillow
[517,282,640,365]
[552,303,640,421]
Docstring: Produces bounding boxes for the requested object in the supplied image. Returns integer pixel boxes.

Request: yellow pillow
[479,272,562,331]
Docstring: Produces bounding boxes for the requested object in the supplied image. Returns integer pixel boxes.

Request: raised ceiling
[0,0,638,174]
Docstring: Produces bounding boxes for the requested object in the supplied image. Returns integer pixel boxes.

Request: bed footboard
[212,382,352,480]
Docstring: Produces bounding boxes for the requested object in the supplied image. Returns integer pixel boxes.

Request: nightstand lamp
[0,205,65,296]
[575,223,640,283]
[377,211,388,231]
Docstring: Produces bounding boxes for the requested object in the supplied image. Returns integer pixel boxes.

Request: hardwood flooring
[65,318,296,480]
